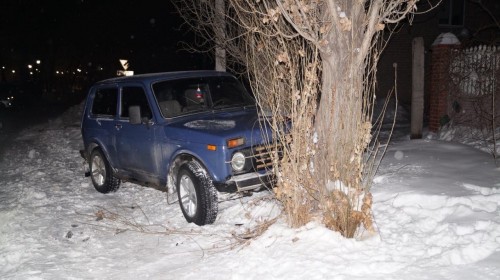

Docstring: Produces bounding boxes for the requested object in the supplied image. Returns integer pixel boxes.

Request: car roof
[95,70,234,86]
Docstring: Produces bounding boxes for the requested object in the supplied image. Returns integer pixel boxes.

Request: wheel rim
[179,174,197,217]
[91,154,106,186]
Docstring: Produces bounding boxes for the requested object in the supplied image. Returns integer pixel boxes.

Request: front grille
[230,143,282,175]
[250,143,282,171]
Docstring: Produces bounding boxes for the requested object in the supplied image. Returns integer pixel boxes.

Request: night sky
[0,0,207,82]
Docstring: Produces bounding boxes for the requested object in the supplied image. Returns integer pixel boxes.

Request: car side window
[120,86,152,119]
[91,88,118,117]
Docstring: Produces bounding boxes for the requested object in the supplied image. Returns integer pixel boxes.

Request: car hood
[164,108,272,146]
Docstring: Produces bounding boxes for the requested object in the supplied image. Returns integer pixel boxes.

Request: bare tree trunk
[314,50,371,236]
[214,0,226,71]
[175,0,425,238]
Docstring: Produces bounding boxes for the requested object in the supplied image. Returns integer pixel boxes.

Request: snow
[1,103,499,279]
[184,119,236,130]
[432,32,460,46]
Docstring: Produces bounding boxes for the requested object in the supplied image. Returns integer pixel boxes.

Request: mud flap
[79,150,91,177]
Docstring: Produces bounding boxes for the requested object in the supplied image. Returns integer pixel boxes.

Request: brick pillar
[429,33,460,132]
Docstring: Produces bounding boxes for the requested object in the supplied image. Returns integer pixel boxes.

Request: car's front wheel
[177,161,218,225]
[89,148,121,193]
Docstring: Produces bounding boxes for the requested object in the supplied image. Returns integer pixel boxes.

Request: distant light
[36,60,41,64]
[11,70,15,73]
[56,71,59,74]
[2,66,5,69]
[28,64,33,69]
[77,68,82,72]
[29,72,33,75]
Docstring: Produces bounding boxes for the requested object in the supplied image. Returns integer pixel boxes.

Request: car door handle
[115,124,122,129]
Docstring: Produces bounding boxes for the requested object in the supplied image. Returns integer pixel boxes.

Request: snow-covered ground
[0,103,499,279]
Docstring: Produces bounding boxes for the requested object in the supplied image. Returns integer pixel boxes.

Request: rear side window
[121,86,152,119]
[91,88,118,117]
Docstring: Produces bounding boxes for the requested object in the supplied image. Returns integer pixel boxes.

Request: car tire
[176,161,218,225]
[89,148,121,193]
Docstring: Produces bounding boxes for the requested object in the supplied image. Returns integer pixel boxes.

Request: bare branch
[176,0,433,238]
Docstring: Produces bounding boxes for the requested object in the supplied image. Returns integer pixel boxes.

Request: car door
[115,85,160,180]
[87,86,120,167]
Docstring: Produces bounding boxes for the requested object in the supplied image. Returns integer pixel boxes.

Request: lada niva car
[80,71,275,225]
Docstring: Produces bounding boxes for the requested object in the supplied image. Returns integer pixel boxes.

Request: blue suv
[80,71,275,225]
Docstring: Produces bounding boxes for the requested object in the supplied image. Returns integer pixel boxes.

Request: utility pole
[411,37,425,139]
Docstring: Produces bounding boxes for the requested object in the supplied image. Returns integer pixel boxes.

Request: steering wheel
[212,98,230,107]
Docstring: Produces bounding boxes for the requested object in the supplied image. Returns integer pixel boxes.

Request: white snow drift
[0,104,499,279]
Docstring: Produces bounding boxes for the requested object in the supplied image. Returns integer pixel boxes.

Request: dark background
[0,0,209,100]
[0,0,211,141]
[1,0,499,133]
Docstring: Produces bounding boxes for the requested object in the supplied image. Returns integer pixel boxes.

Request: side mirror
[129,105,142,125]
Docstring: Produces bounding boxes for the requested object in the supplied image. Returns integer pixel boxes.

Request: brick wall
[429,44,455,132]
[428,42,500,133]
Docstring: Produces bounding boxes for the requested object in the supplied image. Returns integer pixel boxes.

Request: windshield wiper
[213,103,252,110]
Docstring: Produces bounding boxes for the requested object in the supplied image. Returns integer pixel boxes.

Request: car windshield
[152,76,255,118]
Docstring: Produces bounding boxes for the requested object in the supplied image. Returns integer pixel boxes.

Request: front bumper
[218,171,275,192]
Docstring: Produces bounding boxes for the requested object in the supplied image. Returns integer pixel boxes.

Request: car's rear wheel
[90,149,120,193]
[177,161,218,225]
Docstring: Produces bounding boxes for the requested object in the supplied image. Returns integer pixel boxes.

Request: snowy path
[0,105,499,279]
[0,107,279,279]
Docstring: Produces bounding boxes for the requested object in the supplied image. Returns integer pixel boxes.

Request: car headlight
[231,152,246,172]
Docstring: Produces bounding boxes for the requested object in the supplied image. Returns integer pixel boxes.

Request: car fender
[86,138,118,172]
[164,146,222,192]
